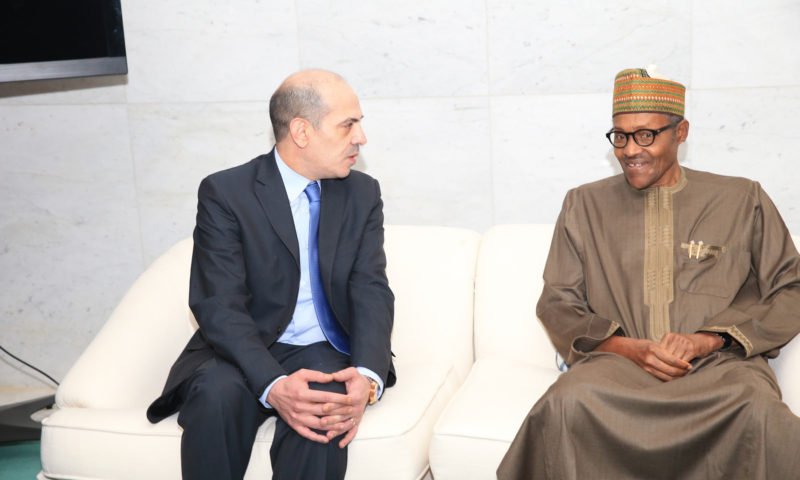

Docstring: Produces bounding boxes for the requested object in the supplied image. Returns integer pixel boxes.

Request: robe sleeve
[536,189,621,366]
[698,183,800,358]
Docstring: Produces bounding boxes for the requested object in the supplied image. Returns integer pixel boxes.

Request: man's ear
[676,119,690,144]
[289,118,311,148]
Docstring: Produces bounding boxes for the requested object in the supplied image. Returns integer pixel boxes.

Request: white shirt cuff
[259,375,287,409]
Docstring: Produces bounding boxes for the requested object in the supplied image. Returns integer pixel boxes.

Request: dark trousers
[176,341,350,480]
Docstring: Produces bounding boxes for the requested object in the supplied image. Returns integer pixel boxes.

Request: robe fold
[498,167,800,479]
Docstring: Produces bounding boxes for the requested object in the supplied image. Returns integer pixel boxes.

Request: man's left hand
[322,367,371,448]
[660,332,722,363]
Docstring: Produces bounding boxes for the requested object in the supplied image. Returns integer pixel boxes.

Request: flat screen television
[0,0,127,83]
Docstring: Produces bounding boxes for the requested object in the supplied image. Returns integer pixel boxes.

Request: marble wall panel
[357,97,492,231]
[687,87,800,233]
[296,0,488,99]
[488,0,692,95]
[491,93,614,224]
[5,0,800,389]
[123,0,286,32]
[693,0,800,89]
[0,105,142,387]
[123,1,298,103]
[129,102,273,264]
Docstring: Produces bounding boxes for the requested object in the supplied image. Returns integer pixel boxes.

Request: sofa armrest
[57,239,195,409]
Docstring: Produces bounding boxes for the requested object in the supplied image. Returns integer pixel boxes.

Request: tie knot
[304,182,321,203]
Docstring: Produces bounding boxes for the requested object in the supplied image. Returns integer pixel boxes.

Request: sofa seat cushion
[40,357,457,480]
[41,407,187,480]
[429,357,561,480]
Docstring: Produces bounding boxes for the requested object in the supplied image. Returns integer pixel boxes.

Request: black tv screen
[0,0,127,83]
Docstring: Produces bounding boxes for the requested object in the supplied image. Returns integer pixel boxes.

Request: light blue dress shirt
[259,149,383,408]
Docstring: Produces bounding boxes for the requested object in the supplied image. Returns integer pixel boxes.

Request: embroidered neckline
[642,167,686,341]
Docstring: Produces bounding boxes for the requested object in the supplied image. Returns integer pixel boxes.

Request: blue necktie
[304,182,351,355]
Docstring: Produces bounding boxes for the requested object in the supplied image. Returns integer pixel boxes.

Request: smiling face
[612,112,689,190]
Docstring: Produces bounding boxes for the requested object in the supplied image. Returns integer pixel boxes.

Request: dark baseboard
[0,395,55,444]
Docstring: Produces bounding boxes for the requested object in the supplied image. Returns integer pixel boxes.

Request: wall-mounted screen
[0,0,127,83]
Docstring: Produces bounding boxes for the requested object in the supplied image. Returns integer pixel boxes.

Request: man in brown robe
[497,68,800,479]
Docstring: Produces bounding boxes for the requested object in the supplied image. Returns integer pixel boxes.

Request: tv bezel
[0,0,128,83]
[0,57,127,83]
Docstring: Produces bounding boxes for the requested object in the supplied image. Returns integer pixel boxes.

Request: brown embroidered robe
[498,168,800,479]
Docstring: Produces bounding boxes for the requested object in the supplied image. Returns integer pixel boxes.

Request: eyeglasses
[605,123,677,148]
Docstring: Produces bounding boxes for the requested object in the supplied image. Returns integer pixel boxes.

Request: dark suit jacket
[147,150,395,422]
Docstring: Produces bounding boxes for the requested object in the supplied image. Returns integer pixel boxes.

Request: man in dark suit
[146,69,395,480]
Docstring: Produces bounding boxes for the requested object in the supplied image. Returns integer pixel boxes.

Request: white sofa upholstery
[428,224,562,480]
[39,223,800,480]
[39,225,481,480]
[428,224,800,480]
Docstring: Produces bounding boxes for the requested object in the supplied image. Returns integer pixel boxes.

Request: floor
[0,440,40,480]
[0,387,55,480]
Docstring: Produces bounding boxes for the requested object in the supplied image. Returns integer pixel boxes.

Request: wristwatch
[714,332,733,350]
[367,378,379,405]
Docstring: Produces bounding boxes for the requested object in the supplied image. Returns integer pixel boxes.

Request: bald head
[269,69,348,142]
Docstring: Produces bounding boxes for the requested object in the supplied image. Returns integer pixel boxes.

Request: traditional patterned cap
[612,67,685,117]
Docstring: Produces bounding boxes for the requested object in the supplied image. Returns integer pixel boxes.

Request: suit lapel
[319,178,345,295]
[254,151,300,267]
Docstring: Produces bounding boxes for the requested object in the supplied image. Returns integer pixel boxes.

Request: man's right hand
[266,369,357,444]
[595,336,693,382]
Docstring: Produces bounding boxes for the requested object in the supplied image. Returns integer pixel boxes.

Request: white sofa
[39,224,800,480]
[428,224,800,480]
[39,225,481,480]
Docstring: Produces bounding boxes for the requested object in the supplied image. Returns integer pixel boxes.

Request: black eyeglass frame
[605,122,678,148]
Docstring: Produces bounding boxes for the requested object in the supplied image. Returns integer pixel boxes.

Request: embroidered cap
[612,67,685,117]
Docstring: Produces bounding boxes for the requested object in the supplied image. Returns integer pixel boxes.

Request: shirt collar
[274,147,319,202]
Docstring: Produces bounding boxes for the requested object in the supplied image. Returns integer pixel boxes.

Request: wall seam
[485,0,495,229]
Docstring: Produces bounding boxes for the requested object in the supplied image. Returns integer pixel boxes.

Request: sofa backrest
[52,225,800,411]
[384,225,481,383]
[473,224,557,368]
[473,227,800,393]
[56,225,481,409]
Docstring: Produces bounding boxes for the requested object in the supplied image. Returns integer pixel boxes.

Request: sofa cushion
[429,357,560,480]
[473,225,556,367]
[42,357,458,480]
[385,225,480,383]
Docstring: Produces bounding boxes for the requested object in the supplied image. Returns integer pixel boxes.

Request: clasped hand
[266,367,371,448]
[597,332,722,382]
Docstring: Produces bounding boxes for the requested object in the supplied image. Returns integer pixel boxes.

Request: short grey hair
[269,84,329,142]
[665,113,684,125]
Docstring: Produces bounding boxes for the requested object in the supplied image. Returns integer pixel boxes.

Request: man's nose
[622,135,642,157]
[352,123,367,145]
